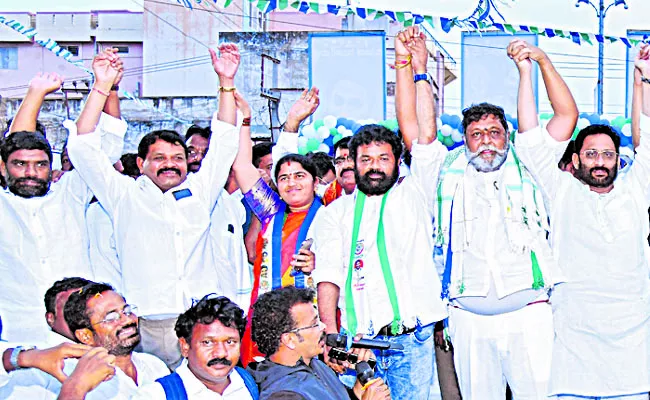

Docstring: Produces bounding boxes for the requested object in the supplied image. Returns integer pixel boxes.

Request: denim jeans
[372,323,436,400]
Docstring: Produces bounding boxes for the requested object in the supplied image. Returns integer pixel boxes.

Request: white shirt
[66,114,239,317]
[312,140,448,336]
[517,118,650,396]
[0,114,126,344]
[132,361,253,399]
[0,351,168,399]
[210,189,252,312]
[87,202,122,292]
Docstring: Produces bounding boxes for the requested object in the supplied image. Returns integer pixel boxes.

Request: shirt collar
[175,360,248,398]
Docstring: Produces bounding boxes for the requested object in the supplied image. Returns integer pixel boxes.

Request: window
[0,48,18,70]
[115,46,129,54]
[61,45,79,57]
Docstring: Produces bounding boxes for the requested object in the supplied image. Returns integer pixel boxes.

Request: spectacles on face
[92,304,138,326]
[287,319,323,334]
[580,149,618,162]
[317,177,333,186]
[334,156,354,166]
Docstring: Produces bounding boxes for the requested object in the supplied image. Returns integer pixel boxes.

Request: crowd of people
[0,25,648,400]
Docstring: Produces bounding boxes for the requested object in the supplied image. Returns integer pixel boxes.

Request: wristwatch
[10,346,36,370]
[642,76,650,85]
[414,73,431,84]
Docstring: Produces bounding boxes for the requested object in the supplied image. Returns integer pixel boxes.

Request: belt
[376,324,416,337]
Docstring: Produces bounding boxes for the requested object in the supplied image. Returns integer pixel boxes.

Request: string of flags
[174,0,646,48]
[0,15,189,124]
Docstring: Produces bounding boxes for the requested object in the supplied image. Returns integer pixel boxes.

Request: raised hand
[92,50,120,88]
[634,43,650,78]
[409,33,429,74]
[28,72,64,95]
[210,43,241,81]
[507,39,534,73]
[285,87,320,132]
[233,90,251,118]
[101,48,125,86]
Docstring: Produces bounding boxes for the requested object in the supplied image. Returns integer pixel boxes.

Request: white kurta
[66,113,239,317]
[517,119,650,396]
[87,201,122,292]
[312,140,448,336]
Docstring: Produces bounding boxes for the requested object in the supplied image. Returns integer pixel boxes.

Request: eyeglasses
[317,177,333,186]
[334,156,354,166]
[92,304,138,326]
[188,148,208,158]
[580,149,618,161]
[287,319,323,334]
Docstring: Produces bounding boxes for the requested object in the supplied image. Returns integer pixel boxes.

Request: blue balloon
[440,114,452,126]
[351,123,362,133]
[337,117,352,129]
[324,136,334,147]
[448,115,462,130]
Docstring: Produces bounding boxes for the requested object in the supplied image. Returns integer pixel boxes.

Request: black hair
[573,124,620,154]
[175,295,246,342]
[137,130,188,160]
[119,153,140,178]
[306,152,335,179]
[64,282,115,336]
[333,137,351,154]
[349,124,403,166]
[274,154,318,182]
[1,131,53,164]
[251,286,315,356]
[558,140,576,169]
[44,277,94,315]
[252,142,275,168]
[185,124,211,142]
[461,103,508,134]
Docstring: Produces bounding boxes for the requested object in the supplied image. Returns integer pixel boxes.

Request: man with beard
[247,286,390,400]
[0,283,168,399]
[0,62,126,344]
[322,137,357,205]
[313,123,448,398]
[514,40,650,399]
[395,28,578,399]
[132,294,258,399]
[66,44,241,369]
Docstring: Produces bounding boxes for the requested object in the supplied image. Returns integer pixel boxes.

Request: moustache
[207,357,232,367]
[116,323,138,338]
[15,177,48,185]
[157,168,181,176]
[341,168,355,175]
[469,145,507,159]
[363,169,387,179]
[590,167,610,175]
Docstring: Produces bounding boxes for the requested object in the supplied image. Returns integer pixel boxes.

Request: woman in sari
[232,92,323,366]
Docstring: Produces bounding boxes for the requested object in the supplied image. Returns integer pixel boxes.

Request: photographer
[247,286,390,400]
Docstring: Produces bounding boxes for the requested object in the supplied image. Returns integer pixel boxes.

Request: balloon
[323,136,334,147]
[318,143,330,153]
[329,127,338,137]
[442,135,455,147]
[301,124,316,139]
[337,117,350,128]
[297,146,308,155]
[451,129,463,143]
[337,125,347,134]
[317,126,330,140]
[306,138,321,152]
[436,118,443,130]
[440,124,453,137]
[351,123,362,133]
[313,120,324,130]
[448,115,462,130]
[577,118,590,130]
[440,114,452,126]
[297,136,308,148]
[323,115,337,129]
[333,133,343,144]
[341,129,353,137]
[621,123,632,137]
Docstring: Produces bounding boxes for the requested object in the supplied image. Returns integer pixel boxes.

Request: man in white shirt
[132,295,257,399]
[513,40,650,399]
[395,28,578,399]
[313,121,448,398]
[0,69,126,345]
[66,44,241,369]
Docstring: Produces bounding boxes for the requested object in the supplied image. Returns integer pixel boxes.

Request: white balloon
[323,115,337,129]
[318,143,330,153]
[317,126,331,140]
[621,124,632,137]
[451,129,463,143]
[337,125,347,134]
[297,136,308,148]
[436,118,443,129]
[577,118,590,130]
[440,124,453,137]
[507,122,514,132]
[301,124,316,139]
[341,129,353,138]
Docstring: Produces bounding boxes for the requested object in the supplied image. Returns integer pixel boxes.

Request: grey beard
[465,141,510,172]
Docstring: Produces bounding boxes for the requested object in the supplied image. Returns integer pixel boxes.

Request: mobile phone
[298,238,313,252]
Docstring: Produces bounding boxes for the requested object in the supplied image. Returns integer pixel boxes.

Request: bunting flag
[178,0,646,49]
[0,15,189,124]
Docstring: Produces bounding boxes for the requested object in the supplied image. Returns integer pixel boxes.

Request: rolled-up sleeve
[409,139,448,213]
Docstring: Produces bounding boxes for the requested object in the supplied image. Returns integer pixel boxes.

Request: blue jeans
[372,323,435,400]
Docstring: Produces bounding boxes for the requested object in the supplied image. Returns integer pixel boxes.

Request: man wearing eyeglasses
[247,286,390,400]
[514,42,650,398]
[133,295,258,399]
[322,137,357,206]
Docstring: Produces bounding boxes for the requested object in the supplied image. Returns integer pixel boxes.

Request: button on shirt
[0,114,126,344]
[313,141,448,336]
[66,113,239,317]
[516,118,650,396]
[132,361,253,399]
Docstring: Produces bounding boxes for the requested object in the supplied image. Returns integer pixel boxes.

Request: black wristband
[110,85,119,91]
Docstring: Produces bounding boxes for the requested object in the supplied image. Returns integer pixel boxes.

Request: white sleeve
[624,114,650,204]
[65,119,133,217]
[130,382,167,399]
[96,113,127,164]
[190,113,239,209]
[87,203,123,293]
[271,129,299,184]
[409,139,448,213]
[311,206,346,290]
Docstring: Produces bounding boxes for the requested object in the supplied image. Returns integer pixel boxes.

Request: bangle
[219,86,236,93]
[395,55,411,70]
[242,117,251,126]
[93,87,110,97]
[110,85,119,91]
[642,76,650,85]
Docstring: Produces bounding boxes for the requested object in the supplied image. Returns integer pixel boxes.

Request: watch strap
[414,73,430,83]
[9,346,34,370]
[641,76,650,85]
